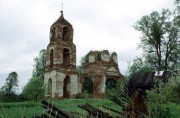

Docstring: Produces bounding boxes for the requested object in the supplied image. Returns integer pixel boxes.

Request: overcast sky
[0,0,174,92]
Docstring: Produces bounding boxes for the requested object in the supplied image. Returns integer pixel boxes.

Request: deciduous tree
[134,8,180,72]
[22,77,45,102]
[1,72,18,96]
[127,57,155,76]
[32,49,46,80]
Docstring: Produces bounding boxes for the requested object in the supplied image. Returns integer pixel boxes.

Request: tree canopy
[134,8,180,72]
[21,49,47,101]
[127,57,155,76]
[22,77,45,102]
[32,49,46,80]
[1,72,18,96]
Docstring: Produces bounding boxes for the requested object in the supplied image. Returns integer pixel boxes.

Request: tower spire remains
[61,3,63,14]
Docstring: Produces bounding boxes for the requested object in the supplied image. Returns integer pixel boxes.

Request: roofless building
[44,11,124,98]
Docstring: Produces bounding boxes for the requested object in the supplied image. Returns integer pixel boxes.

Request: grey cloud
[0,0,174,90]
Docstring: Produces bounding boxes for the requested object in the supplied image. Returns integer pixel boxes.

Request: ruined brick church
[44,11,124,99]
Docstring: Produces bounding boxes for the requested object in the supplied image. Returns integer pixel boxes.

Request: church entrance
[63,76,70,98]
[105,78,118,96]
[84,78,94,97]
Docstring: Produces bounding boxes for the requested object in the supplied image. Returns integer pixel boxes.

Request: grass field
[0,98,122,118]
[1,98,180,118]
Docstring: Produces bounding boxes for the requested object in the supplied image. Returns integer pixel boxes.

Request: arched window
[50,27,55,41]
[48,78,52,97]
[62,27,68,41]
[63,48,70,67]
[50,49,54,67]
[63,76,70,98]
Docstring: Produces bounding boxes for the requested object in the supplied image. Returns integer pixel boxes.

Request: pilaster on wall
[99,75,106,94]
[69,74,79,95]
[56,80,63,97]
[51,78,56,98]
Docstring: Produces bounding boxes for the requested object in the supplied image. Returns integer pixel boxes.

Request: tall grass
[0,97,179,117]
[0,102,43,118]
[0,98,121,117]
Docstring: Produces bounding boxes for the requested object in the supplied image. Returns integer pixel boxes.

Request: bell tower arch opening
[50,49,54,67]
[51,27,55,41]
[63,48,70,67]
[62,27,68,41]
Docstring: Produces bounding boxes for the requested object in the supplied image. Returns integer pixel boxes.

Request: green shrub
[106,88,118,97]
[22,77,45,102]
[150,105,171,118]
[146,76,180,117]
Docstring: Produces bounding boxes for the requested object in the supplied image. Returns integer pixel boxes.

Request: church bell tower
[44,11,79,98]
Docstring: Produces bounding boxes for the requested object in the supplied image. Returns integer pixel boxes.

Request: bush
[22,77,45,102]
[146,76,180,117]
[106,88,118,97]
[0,92,26,102]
